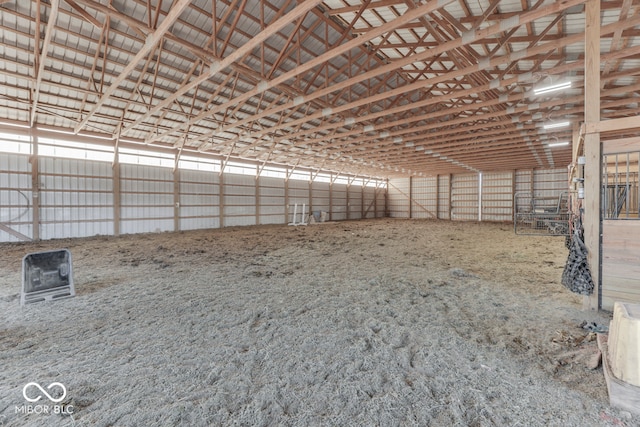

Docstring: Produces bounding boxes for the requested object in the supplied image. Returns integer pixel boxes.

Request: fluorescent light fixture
[548,141,570,147]
[534,81,572,95]
[543,121,571,130]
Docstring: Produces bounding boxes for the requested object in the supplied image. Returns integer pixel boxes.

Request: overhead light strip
[543,121,571,130]
[533,81,572,95]
[548,141,570,147]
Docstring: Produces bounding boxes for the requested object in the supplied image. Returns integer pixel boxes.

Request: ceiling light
[534,81,571,95]
[543,121,571,130]
[548,141,570,147]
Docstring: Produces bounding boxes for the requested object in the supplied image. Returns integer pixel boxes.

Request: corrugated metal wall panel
[179,169,220,231]
[311,182,330,221]
[438,175,450,219]
[534,168,568,198]
[348,185,362,220]
[411,177,438,219]
[362,186,378,219]
[258,177,285,225]
[482,172,513,222]
[288,179,310,204]
[515,170,532,193]
[0,153,33,242]
[119,164,173,234]
[451,173,478,221]
[223,173,256,227]
[39,157,113,239]
[377,185,387,217]
[387,178,410,218]
[331,183,348,221]
[1,146,384,240]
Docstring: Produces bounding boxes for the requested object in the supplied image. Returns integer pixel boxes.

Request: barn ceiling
[0,0,639,178]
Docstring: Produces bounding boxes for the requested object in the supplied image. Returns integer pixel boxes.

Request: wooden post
[284,168,289,224]
[511,170,516,222]
[584,0,601,310]
[112,147,120,236]
[219,170,225,228]
[329,176,333,221]
[173,168,180,232]
[309,179,313,220]
[256,173,260,226]
[448,174,453,220]
[408,176,413,219]
[571,123,582,214]
[436,175,440,219]
[361,181,364,219]
[30,129,40,241]
[346,181,350,220]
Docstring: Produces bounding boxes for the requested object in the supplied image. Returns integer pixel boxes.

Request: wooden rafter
[31,0,60,127]
[74,0,194,133]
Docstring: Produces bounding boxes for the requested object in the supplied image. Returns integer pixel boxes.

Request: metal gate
[514,191,570,236]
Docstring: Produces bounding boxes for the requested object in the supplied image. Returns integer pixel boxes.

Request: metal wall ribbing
[178,169,220,230]
[0,152,385,242]
[120,164,174,234]
[259,176,286,225]
[0,153,33,242]
[39,157,113,239]
[388,169,568,222]
[481,172,513,222]
[451,174,479,221]
[387,178,410,218]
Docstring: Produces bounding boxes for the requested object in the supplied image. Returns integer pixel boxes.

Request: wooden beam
[585,116,640,135]
[121,0,324,137]
[188,0,587,146]
[31,0,60,127]
[30,130,40,241]
[64,0,102,28]
[144,0,455,144]
[584,0,601,311]
[74,0,194,133]
[0,223,32,242]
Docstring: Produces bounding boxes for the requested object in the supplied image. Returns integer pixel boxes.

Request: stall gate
[514,191,570,236]
[601,137,640,310]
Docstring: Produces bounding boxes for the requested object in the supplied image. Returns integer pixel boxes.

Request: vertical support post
[308,179,313,219]
[512,170,517,222]
[112,146,120,236]
[373,181,378,218]
[361,181,365,219]
[173,150,181,232]
[346,181,350,220]
[329,176,333,221]
[30,129,40,241]
[478,172,483,222]
[571,123,582,214]
[530,170,534,198]
[584,0,601,310]
[408,176,413,219]
[448,174,453,220]
[436,175,440,220]
[173,166,180,232]
[219,170,225,228]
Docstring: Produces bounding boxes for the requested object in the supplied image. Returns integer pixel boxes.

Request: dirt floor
[0,218,637,426]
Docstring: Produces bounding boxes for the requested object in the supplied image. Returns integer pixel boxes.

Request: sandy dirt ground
[0,218,637,426]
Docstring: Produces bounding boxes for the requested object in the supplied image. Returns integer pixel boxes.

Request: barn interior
[1,0,640,425]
